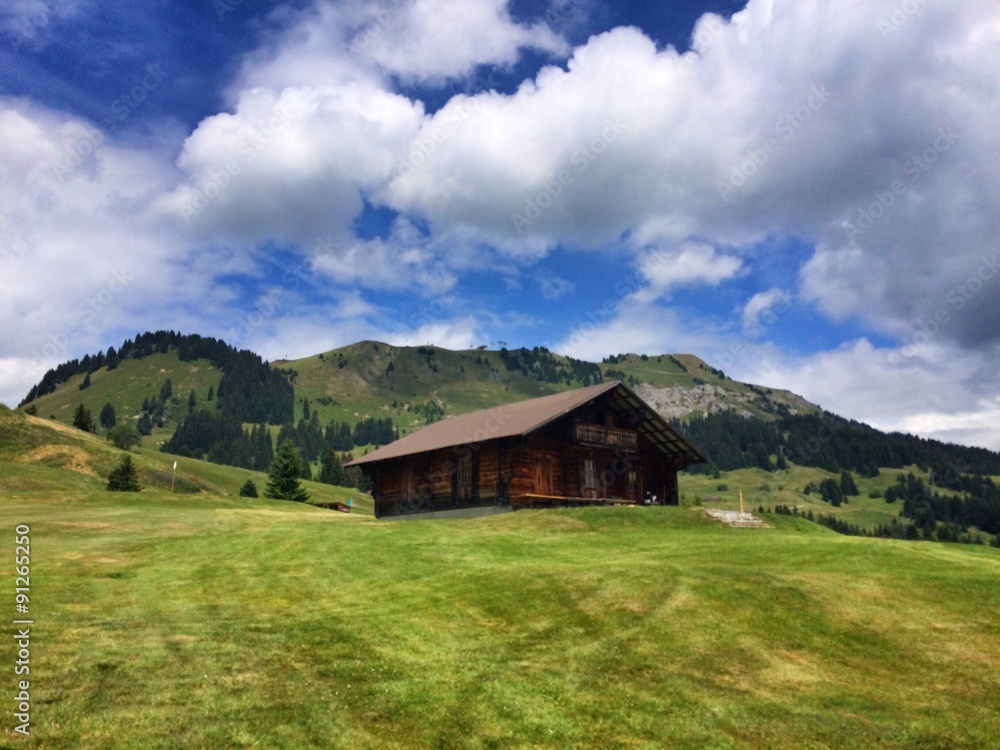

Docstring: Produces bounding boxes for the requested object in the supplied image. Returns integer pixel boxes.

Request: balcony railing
[574,423,638,451]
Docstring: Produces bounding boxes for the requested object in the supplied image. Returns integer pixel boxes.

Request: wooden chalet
[347,381,706,518]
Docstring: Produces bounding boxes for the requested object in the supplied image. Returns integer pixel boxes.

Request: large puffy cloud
[378,0,1000,348]
[0,99,270,406]
[160,83,425,244]
[741,338,1000,451]
[162,0,569,246]
[310,218,457,295]
[742,288,792,336]
[235,0,566,91]
[348,0,568,82]
[635,242,744,301]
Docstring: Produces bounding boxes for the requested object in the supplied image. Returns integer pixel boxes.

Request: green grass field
[3,408,1000,748]
[679,466,916,531]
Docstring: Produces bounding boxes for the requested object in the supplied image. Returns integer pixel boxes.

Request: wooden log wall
[508,437,567,501]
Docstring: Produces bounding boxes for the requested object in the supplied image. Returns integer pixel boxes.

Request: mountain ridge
[16,330,990,467]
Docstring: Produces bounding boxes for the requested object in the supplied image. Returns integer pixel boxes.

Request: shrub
[239,479,259,498]
[107,424,141,451]
[107,455,141,492]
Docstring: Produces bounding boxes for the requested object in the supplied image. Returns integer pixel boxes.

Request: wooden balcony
[574,423,638,452]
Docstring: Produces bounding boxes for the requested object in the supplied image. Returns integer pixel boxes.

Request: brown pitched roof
[346,381,706,466]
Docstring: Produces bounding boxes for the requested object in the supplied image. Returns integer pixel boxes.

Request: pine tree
[99,402,117,429]
[239,479,259,498]
[79,372,91,390]
[207,384,214,401]
[107,455,141,492]
[840,470,860,497]
[318,446,347,487]
[72,404,95,433]
[188,390,197,411]
[264,440,310,502]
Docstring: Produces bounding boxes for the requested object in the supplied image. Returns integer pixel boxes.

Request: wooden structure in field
[346,381,706,518]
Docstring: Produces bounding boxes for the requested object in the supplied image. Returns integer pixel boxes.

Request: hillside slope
[25,352,223,441]
[0,404,373,513]
[20,335,820,440]
[278,342,818,436]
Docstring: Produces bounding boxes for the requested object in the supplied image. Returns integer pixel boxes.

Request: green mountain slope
[0,404,372,512]
[25,352,223,444]
[20,334,821,441]
[277,342,818,437]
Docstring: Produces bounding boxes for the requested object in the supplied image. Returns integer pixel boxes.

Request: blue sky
[1,0,999,449]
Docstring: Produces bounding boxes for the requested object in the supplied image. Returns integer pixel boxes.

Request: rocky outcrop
[635,383,751,421]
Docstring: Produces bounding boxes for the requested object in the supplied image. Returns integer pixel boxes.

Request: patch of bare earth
[703,509,771,528]
[25,415,81,436]
[18,445,96,475]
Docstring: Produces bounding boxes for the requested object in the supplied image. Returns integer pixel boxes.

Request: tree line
[160,403,393,491]
[498,346,604,386]
[20,330,294,425]
[680,410,1000,477]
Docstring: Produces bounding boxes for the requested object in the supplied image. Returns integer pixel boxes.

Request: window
[458,453,472,487]
[583,459,596,489]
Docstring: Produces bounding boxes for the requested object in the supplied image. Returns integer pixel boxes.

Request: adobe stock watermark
[888,251,1000,367]
[5,7,48,52]
[13,524,32,737]
[713,290,795,373]
[878,0,928,37]
[38,63,168,179]
[26,268,134,385]
[387,68,503,185]
[348,0,403,54]
[388,95,484,184]
[227,234,342,346]
[843,126,957,242]
[0,222,30,263]
[717,85,831,202]
[742,290,793,341]
[214,0,279,22]
[690,4,746,55]
[542,0,613,35]
[562,247,678,355]
[179,108,294,223]
[510,116,628,233]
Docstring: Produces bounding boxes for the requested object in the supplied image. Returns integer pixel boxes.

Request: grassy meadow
[3,407,1000,748]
